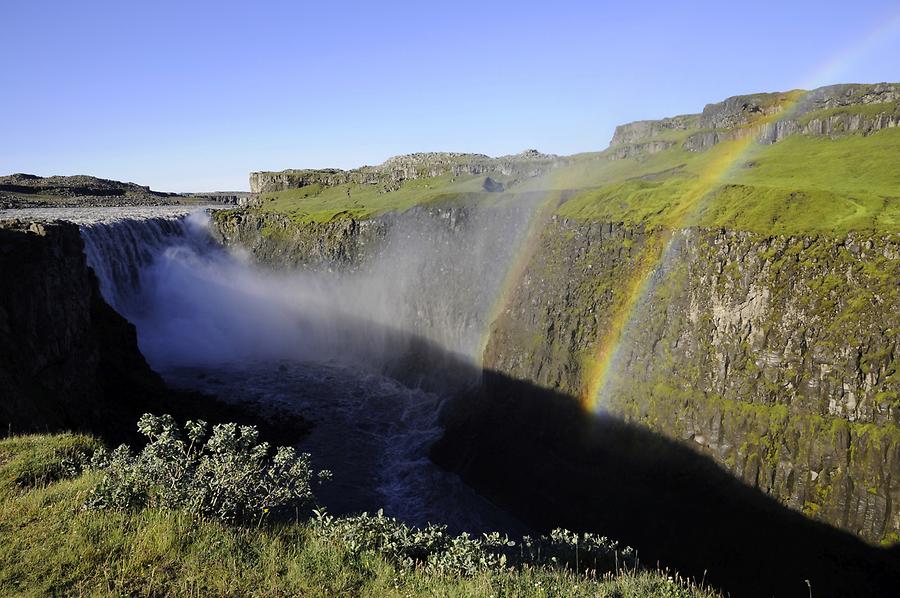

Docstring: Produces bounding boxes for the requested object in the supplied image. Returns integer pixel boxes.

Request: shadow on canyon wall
[432,369,900,598]
[4,219,898,597]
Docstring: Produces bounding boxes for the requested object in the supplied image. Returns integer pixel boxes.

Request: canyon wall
[214,82,900,543]
[0,220,167,439]
[482,218,899,543]
[212,209,899,543]
[212,209,387,270]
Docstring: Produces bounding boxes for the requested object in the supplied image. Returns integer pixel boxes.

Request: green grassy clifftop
[244,83,900,236]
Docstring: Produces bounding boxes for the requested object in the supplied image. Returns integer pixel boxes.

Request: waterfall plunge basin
[2,206,528,535]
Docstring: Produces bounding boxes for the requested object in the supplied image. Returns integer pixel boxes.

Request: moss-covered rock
[483,220,899,542]
[212,200,900,543]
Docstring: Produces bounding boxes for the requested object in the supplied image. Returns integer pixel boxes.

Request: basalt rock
[213,207,900,544]
[249,150,561,194]
[211,209,388,271]
[481,218,900,543]
[0,220,167,440]
[608,83,900,156]
[609,114,699,146]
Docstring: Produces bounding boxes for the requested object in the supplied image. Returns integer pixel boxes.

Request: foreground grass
[0,434,717,597]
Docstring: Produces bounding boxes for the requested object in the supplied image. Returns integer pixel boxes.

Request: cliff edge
[0,220,166,439]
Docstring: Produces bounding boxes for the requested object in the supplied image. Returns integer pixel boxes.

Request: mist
[80,202,545,386]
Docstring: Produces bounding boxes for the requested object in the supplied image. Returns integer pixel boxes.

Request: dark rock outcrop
[482,177,505,192]
[0,173,231,209]
[0,220,167,439]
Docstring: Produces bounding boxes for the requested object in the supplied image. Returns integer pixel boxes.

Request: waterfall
[81,214,208,311]
[80,210,340,370]
[77,203,541,387]
[74,205,537,531]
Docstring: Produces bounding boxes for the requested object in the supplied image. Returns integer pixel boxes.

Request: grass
[0,433,718,597]
[251,124,900,236]
[236,83,900,237]
[255,174,520,223]
[554,128,900,234]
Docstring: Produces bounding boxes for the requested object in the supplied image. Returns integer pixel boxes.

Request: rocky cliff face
[212,209,388,270]
[0,220,167,439]
[249,150,561,194]
[609,83,900,155]
[683,106,900,152]
[482,218,899,542]
[697,83,900,130]
[610,114,699,146]
[212,207,900,543]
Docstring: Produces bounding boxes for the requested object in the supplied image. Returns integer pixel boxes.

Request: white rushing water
[21,205,533,532]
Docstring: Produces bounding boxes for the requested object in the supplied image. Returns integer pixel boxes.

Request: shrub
[81,415,638,579]
[312,509,637,577]
[84,414,329,523]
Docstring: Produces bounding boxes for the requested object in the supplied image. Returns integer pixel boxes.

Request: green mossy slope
[554,129,900,235]
[254,127,900,236]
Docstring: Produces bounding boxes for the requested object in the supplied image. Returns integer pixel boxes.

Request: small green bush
[84,414,329,523]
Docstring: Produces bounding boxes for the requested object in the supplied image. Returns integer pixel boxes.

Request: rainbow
[476,6,900,404]
[800,9,900,90]
[579,8,900,411]
[579,94,818,412]
[476,175,565,364]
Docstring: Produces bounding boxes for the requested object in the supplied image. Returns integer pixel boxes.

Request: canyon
[213,83,900,546]
[1,82,898,596]
[211,203,899,544]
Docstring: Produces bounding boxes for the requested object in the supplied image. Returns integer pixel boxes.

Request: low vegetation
[0,416,719,597]
[253,123,900,237]
[255,174,493,223]
[552,128,900,234]
[81,414,330,524]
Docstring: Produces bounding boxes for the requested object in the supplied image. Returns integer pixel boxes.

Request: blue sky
[2,0,899,191]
